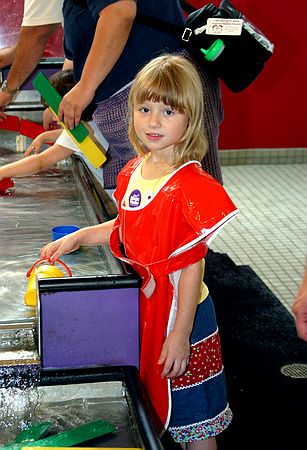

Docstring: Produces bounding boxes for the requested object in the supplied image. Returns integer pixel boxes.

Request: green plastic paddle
[2,423,52,449]
[19,420,114,449]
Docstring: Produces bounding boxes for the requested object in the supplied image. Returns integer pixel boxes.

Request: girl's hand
[0,108,7,122]
[43,107,57,130]
[24,135,45,157]
[24,129,61,157]
[41,232,81,262]
[58,82,95,129]
[0,91,13,112]
[158,331,190,380]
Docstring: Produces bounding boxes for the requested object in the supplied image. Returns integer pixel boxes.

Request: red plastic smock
[110,158,238,433]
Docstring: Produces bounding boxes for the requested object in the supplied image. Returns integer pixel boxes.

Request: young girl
[41,54,239,449]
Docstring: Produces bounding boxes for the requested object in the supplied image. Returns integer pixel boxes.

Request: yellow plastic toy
[24,258,72,307]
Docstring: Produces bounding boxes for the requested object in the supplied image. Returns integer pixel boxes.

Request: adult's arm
[0,23,60,111]
[292,265,307,342]
[58,0,137,129]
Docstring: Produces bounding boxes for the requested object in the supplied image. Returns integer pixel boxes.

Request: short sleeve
[22,0,63,26]
[87,0,117,20]
[55,130,77,152]
[180,166,238,247]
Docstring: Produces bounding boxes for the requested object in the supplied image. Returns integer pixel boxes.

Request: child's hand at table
[24,129,61,157]
[0,108,7,122]
[41,232,81,262]
[43,107,58,130]
[24,134,46,156]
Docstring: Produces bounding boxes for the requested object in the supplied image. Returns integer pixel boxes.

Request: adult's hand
[58,82,95,129]
[292,267,307,342]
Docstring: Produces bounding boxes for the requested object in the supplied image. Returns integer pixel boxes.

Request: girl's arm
[24,129,62,156]
[0,144,72,180]
[40,220,116,262]
[158,260,204,379]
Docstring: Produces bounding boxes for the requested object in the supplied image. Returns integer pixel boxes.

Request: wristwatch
[0,80,19,96]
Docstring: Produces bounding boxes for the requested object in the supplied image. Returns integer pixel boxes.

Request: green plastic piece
[2,422,52,448]
[32,72,89,144]
[23,420,115,448]
[200,39,225,61]
[14,423,52,444]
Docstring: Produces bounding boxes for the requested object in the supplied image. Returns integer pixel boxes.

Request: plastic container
[24,258,72,307]
[52,225,80,241]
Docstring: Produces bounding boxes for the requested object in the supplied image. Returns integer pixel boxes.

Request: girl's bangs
[134,76,186,113]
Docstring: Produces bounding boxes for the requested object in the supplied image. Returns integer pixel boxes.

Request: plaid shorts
[93,85,136,189]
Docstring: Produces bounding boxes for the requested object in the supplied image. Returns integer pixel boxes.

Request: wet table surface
[0,131,122,323]
[0,380,145,448]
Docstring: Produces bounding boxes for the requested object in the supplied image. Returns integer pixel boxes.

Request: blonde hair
[128,54,208,168]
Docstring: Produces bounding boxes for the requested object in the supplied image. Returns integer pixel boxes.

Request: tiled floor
[210,163,307,313]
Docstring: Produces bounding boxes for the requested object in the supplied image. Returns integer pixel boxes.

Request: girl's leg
[187,437,217,450]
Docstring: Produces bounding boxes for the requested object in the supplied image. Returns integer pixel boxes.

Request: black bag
[137,0,274,93]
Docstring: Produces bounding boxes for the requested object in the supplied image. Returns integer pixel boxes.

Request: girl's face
[133,100,189,156]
